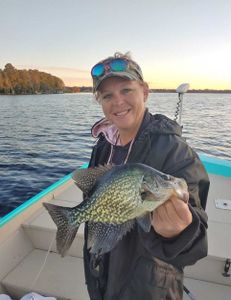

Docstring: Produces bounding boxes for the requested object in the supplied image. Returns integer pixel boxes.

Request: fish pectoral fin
[87,220,135,255]
[72,164,113,195]
[43,202,80,257]
[136,213,151,232]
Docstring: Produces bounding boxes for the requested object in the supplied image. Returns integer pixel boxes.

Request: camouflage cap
[91,53,144,92]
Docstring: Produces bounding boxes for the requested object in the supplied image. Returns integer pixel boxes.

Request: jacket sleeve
[140,135,209,270]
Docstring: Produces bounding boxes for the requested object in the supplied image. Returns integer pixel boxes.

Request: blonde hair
[99,51,133,63]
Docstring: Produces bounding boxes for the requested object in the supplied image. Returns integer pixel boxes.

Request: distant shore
[63,87,231,94]
[66,87,231,94]
[1,87,231,95]
[52,87,231,94]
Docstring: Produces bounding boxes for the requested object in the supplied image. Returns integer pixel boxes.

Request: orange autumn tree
[0,63,65,94]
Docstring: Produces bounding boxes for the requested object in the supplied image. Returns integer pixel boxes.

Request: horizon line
[65,86,231,92]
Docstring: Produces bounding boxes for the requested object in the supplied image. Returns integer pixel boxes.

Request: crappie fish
[43,163,188,257]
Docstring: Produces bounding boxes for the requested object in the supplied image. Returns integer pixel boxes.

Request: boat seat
[2,249,89,300]
[183,277,231,300]
[23,199,84,258]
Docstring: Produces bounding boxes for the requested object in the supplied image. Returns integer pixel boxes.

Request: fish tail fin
[43,202,81,257]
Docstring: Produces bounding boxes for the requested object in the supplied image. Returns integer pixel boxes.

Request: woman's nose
[112,93,125,105]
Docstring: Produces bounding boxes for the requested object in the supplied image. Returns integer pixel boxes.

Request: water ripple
[0,93,230,216]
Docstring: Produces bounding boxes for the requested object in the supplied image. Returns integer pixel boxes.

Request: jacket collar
[91,109,182,145]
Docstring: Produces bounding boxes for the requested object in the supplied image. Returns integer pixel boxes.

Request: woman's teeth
[115,110,129,116]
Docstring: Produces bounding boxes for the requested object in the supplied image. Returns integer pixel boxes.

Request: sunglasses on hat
[91,58,143,80]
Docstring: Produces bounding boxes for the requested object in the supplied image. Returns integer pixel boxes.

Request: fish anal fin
[88,220,135,255]
[57,225,79,257]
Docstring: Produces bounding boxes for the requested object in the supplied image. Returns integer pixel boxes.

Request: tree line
[0,63,65,94]
[1,64,230,95]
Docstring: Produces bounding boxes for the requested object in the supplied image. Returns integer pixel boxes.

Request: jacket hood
[91,110,182,145]
[91,118,120,145]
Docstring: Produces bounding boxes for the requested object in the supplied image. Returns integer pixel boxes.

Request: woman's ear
[142,82,149,102]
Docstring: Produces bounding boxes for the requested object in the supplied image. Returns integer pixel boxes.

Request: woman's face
[97,77,149,138]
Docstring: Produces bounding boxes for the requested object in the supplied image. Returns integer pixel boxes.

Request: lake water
[0,93,231,216]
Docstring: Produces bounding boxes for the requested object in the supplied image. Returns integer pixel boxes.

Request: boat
[0,155,231,300]
[1,85,231,299]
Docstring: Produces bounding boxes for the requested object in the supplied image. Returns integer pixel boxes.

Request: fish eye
[141,191,147,200]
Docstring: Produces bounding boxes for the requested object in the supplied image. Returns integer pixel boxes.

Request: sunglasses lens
[91,63,104,77]
[110,59,128,72]
[91,59,128,78]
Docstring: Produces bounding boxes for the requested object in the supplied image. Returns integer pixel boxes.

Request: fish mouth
[177,190,189,203]
[173,178,189,203]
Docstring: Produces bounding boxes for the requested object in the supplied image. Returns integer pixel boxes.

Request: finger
[152,206,165,223]
[169,196,191,218]
[160,199,181,223]
[152,203,181,236]
[154,200,180,229]
[169,196,193,224]
[155,200,173,221]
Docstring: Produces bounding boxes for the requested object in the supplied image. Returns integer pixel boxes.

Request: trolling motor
[174,83,190,125]
[174,82,197,300]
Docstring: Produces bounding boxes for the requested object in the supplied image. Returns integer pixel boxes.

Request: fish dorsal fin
[72,164,113,195]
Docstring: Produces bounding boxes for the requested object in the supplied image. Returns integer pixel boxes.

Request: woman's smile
[114,109,130,117]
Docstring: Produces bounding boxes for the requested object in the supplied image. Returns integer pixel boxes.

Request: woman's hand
[151,195,192,238]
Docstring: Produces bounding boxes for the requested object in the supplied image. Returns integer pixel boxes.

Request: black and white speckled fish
[43,163,188,257]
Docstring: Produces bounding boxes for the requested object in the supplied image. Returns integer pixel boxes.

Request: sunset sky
[1,0,231,89]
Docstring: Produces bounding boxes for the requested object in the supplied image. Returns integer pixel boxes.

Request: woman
[84,52,209,300]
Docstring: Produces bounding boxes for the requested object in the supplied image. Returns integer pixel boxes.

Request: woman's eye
[103,94,112,101]
[123,88,132,94]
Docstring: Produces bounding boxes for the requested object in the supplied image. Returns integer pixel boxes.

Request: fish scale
[86,174,142,223]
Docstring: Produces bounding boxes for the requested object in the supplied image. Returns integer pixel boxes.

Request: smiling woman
[81,51,209,300]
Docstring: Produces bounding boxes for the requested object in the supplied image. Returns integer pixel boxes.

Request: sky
[1,0,231,89]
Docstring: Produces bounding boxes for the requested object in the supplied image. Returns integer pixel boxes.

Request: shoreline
[1,89,231,95]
